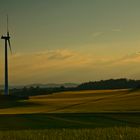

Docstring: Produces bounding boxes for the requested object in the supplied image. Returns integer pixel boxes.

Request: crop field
[0,127,139,140]
[0,89,139,114]
[0,89,139,139]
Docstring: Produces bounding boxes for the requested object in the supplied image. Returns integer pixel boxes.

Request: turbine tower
[1,15,12,95]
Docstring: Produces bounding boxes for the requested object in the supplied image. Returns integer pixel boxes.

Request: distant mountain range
[0,83,79,90]
[26,83,78,88]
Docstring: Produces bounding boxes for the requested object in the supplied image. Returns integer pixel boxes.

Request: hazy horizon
[0,0,140,85]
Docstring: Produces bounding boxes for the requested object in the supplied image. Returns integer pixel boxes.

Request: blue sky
[0,0,140,84]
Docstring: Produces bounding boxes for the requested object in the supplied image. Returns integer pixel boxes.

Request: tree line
[77,78,140,90]
[4,78,140,97]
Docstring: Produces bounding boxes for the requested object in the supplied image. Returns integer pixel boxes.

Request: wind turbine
[1,15,12,95]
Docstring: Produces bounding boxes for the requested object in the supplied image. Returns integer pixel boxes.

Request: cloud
[91,29,121,38]
[90,52,140,68]
[111,52,140,65]
[92,32,104,38]
[10,50,140,73]
[4,49,93,84]
[46,50,74,60]
[111,29,121,32]
[0,49,139,85]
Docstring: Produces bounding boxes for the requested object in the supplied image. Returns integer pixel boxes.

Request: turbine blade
[7,14,9,33]
[8,39,12,54]
[7,31,10,37]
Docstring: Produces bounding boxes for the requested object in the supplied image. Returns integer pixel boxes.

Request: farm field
[0,89,139,114]
[0,89,139,139]
[0,127,139,140]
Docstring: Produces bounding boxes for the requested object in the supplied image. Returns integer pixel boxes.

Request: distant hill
[77,79,140,90]
[0,83,78,90]
[26,83,78,88]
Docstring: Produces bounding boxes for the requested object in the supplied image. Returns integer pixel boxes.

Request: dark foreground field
[0,112,139,130]
[0,89,139,139]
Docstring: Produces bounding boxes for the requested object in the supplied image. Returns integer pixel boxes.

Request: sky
[0,0,140,85]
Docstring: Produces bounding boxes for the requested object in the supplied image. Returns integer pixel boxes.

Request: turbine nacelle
[1,33,12,54]
[1,35,10,40]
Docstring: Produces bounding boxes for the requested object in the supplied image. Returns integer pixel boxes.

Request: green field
[0,89,140,139]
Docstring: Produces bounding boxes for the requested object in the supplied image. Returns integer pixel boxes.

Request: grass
[0,89,139,139]
[0,127,139,140]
